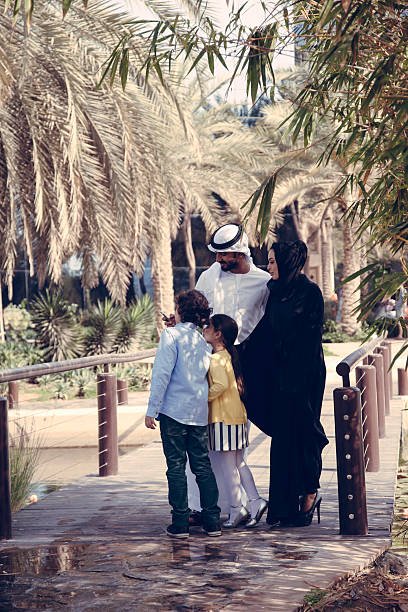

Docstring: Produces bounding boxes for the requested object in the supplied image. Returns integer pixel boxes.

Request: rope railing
[0,349,156,541]
[333,338,393,536]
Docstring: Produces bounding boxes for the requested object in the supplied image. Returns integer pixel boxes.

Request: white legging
[218,449,260,508]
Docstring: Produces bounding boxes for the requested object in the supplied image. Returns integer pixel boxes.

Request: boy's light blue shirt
[146,322,212,426]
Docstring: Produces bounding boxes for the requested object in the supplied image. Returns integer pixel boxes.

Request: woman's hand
[145,416,157,429]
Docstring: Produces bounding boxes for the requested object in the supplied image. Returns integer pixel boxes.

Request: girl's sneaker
[166,524,189,539]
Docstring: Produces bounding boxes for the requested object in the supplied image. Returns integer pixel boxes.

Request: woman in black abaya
[241,241,329,527]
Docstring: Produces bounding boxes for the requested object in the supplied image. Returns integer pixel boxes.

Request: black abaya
[240,272,329,522]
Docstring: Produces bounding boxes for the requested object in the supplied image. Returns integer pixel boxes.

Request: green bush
[0,341,44,370]
[3,304,34,342]
[30,290,83,361]
[322,320,350,343]
[119,363,152,391]
[83,296,155,355]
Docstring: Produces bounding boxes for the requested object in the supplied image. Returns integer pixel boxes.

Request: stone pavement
[0,343,405,611]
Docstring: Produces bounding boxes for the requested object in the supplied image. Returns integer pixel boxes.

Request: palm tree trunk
[151,211,175,333]
[341,217,360,335]
[321,216,335,300]
[0,278,4,343]
[182,212,196,290]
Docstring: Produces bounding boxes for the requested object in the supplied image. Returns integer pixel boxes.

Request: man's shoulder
[247,265,270,282]
[196,263,219,288]
[198,263,219,278]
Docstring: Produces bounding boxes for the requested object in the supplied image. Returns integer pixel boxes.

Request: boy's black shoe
[166,524,189,539]
[188,511,202,527]
[202,523,222,537]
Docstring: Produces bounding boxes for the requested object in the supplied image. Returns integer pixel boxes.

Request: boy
[145,290,221,538]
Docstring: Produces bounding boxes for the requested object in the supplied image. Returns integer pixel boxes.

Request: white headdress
[207,223,250,257]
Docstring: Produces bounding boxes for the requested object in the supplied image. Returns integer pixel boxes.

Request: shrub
[322,320,350,343]
[119,363,152,391]
[82,300,122,355]
[83,296,155,355]
[9,422,41,512]
[31,290,83,361]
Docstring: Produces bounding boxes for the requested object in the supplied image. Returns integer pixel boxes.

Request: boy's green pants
[159,414,220,529]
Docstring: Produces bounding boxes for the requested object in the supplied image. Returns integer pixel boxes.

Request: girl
[203,314,268,528]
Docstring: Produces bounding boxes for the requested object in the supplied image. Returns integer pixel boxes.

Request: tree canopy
[2,0,407,346]
[100,0,407,336]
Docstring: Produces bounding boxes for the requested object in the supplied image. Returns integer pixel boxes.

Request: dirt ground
[301,550,408,611]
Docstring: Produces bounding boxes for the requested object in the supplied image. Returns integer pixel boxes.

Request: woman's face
[267,250,279,280]
[174,307,181,323]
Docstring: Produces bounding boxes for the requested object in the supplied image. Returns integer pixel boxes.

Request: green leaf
[186,47,206,76]
[62,0,72,18]
[207,48,214,75]
[283,7,290,30]
[119,48,129,91]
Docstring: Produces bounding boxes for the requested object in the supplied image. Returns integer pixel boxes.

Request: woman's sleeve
[208,360,229,401]
[281,283,324,392]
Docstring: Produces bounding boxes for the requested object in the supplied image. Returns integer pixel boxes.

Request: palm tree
[0,1,281,330]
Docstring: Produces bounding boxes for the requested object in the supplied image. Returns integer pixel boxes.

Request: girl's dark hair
[175,290,211,327]
[210,314,245,399]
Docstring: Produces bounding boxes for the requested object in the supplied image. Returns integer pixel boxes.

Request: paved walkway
[0,343,406,611]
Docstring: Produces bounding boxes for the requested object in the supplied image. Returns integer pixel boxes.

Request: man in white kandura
[188,223,270,524]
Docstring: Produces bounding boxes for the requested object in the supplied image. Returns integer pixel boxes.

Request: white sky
[122,0,294,104]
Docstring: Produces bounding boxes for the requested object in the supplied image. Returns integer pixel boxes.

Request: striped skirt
[208,422,248,452]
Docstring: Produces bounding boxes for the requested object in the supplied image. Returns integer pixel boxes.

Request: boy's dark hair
[210,314,245,399]
[175,290,211,327]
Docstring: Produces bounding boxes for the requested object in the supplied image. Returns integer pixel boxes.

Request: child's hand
[145,416,157,429]
[164,314,176,327]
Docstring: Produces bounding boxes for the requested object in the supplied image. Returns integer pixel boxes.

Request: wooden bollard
[367,353,386,438]
[381,341,393,399]
[355,365,380,472]
[398,368,408,396]
[0,397,12,540]
[117,379,128,406]
[333,387,368,536]
[7,381,18,410]
[374,346,390,416]
[97,373,119,477]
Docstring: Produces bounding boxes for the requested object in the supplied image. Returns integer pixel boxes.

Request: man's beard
[220,260,238,272]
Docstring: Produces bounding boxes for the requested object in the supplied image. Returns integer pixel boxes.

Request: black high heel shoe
[296,493,322,527]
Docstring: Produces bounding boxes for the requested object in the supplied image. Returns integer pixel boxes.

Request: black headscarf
[268,240,308,296]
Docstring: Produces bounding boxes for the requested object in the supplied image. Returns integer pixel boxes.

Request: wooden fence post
[117,379,128,406]
[7,382,18,410]
[367,353,386,438]
[0,397,12,539]
[381,341,393,399]
[333,387,368,536]
[375,346,390,415]
[398,368,408,396]
[355,365,380,472]
[97,373,119,477]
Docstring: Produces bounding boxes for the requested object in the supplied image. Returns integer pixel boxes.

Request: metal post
[0,397,12,539]
[381,341,393,399]
[367,353,386,438]
[97,373,118,477]
[333,387,368,535]
[7,382,18,410]
[375,346,390,415]
[398,368,408,396]
[355,365,380,472]
[117,379,128,406]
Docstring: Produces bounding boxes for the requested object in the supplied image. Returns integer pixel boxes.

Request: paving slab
[0,342,406,611]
